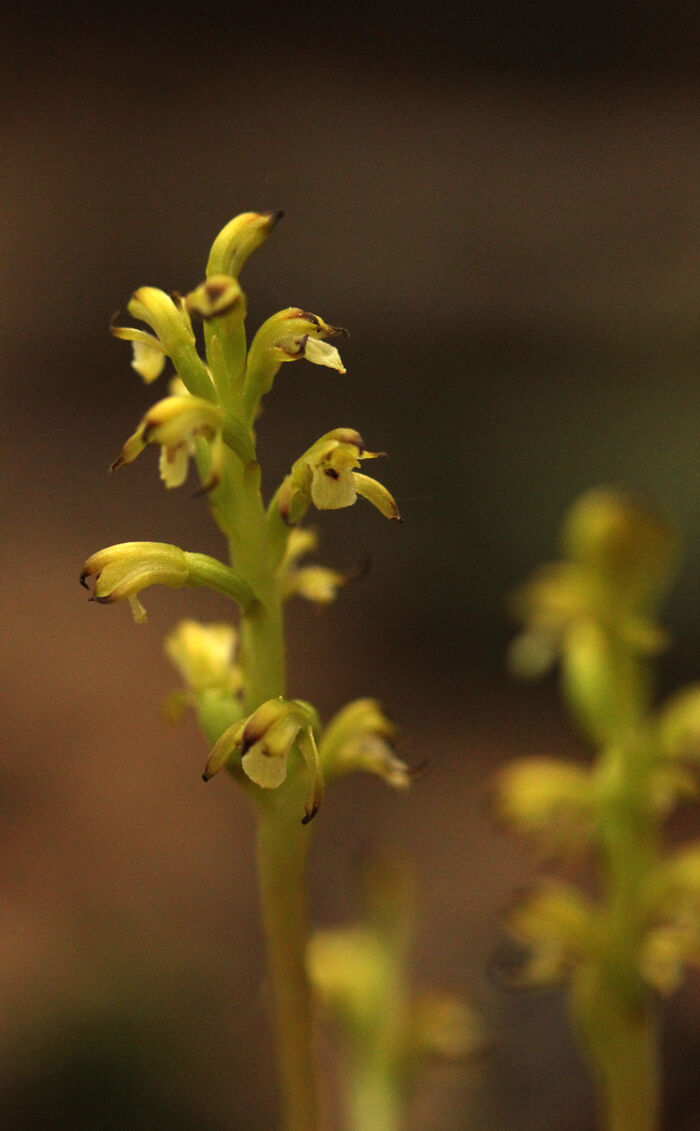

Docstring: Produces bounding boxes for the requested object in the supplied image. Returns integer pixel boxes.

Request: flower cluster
[83,211,406,826]
[494,489,700,1007]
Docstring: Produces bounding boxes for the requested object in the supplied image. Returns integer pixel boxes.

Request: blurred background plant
[3,0,700,1127]
[308,849,482,1131]
[496,489,699,1131]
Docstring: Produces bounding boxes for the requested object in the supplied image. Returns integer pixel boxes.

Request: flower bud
[206,210,283,279]
[185,275,246,322]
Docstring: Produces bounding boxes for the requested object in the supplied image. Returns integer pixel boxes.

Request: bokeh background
[2,2,699,1127]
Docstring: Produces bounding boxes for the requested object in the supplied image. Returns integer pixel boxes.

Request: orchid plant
[495,488,700,1131]
[80,212,413,1130]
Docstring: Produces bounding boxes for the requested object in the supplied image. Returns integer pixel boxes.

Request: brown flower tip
[302,803,320,826]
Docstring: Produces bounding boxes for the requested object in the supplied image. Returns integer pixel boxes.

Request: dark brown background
[2,3,700,1127]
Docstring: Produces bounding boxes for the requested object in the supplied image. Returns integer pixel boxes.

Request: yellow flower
[319,698,411,790]
[164,620,242,698]
[503,882,596,987]
[112,394,225,490]
[81,544,256,623]
[203,698,324,824]
[111,286,213,401]
[110,288,195,382]
[80,542,189,623]
[110,321,166,383]
[275,429,401,525]
[491,757,594,851]
[243,309,347,414]
[279,527,360,606]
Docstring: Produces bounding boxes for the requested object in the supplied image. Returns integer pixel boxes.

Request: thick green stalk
[223,455,287,711]
[257,783,319,1131]
[218,440,318,1129]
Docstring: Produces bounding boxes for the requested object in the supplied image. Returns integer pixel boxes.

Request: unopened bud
[206,210,283,279]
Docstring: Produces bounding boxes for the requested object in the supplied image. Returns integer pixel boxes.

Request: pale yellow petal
[303,336,346,373]
[159,444,191,489]
[311,466,357,510]
[132,339,167,383]
[242,746,289,789]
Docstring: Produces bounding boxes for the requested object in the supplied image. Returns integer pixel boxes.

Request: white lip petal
[303,337,346,373]
[242,746,289,789]
[310,466,357,510]
[131,339,167,383]
[159,443,191,488]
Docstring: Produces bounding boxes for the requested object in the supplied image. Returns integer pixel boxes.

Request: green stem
[572,643,660,1131]
[224,457,287,711]
[183,552,257,611]
[170,341,216,402]
[598,1012,659,1131]
[346,1059,401,1131]
[573,960,659,1131]
[217,442,318,1128]
[205,320,248,410]
[257,785,319,1131]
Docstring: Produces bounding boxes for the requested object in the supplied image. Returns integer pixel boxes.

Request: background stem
[347,1058,401,1131]
[570,641,661,1131]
